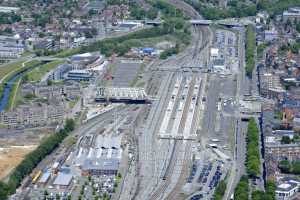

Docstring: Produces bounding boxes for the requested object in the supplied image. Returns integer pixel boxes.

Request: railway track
[192,26,202,60]
[148,76,195,200]
[133,16,212,200]
[132,72,174,200]
[149,140,180,200]
[158,27,211,199]
[166,142,192,200]
[145,25,212,200]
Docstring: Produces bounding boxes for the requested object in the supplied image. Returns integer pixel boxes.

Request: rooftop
[53,172,73,186]
[82,158,119,171]
[0,6,19,13]
[68,69,91,74]
[70,52,99,62]
[38,172,51,184]
[213,59,225,66]
[277,182,298,192]
[210,48,219,55]
[86,0,105,10]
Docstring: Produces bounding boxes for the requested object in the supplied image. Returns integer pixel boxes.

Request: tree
[281,136,291,144]
[278,160,290,173]
[246,118,261,177]
[252,181,276,200]
[2,27,12,34]
[291,161,300,174]
[213,180,227,200]
[296,22,300,33]
[245,25,255,78]
[234,176,249,200]
[0,182,9,200]
[0,118,75,200]
[64,119,75,132]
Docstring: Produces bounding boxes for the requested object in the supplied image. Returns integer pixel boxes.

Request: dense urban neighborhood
[2,0,300,200]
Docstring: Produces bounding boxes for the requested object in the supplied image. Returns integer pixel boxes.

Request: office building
[66,70,94,81]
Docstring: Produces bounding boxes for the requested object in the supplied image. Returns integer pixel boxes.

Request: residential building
[276,182,298,200]
[276,178,300,200]
[260,72,285,99]
[22,82,81,99]
[264,29,278,41]
[0,6,19,13]
[265,143,300,160]
[48,64,73,81]
[283,7,300,22]
[34,39,53,50]
[0,102,66,128]
[84,1,105,12]
[0,36,25,61]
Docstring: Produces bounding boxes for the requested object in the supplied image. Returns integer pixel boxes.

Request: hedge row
[0,119,75,199]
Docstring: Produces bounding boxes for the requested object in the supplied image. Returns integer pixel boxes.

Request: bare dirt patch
[0,145,37,179]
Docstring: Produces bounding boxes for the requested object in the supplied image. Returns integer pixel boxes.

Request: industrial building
[81,158,119,176]
[116,21,143,32]
[75,135,122,176]
[38,171,51,186]
[95,87,149,104]
[53,172,73,189]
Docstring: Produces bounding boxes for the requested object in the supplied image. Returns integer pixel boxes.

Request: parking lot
[112,59,143,87]
[213,29,239,74]
[184,146,229,200]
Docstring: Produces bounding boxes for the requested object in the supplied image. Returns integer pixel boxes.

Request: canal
[0,61,44,111]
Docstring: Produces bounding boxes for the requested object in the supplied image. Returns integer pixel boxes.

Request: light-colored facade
[0,103,66,128]
[283,7,300,22]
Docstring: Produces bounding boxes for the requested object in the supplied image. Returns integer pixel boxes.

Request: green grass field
[6,78,21,111]
[0,60,25,81]
[26,60,65,82]
[55,48,81,58]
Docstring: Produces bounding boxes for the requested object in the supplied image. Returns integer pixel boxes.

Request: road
[167,0,201,19]
[223,26,250,200]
